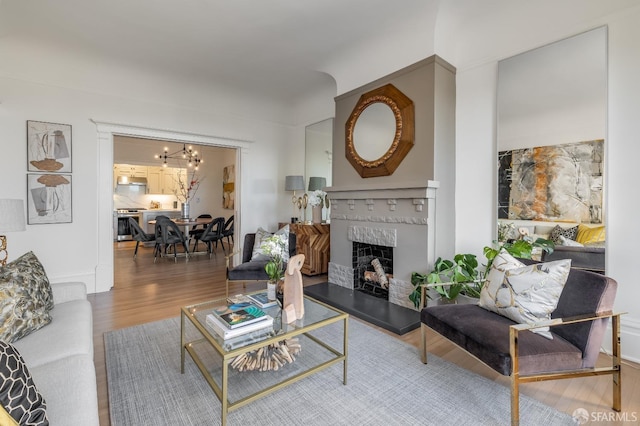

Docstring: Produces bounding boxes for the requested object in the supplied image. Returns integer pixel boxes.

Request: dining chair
[196,216,226,258]
[189,214,213,252]
[222,215,234,247]
[154,217,190,262]
[128,217,155,259]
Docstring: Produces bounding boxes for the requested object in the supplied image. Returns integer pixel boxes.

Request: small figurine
[283,254,305,323]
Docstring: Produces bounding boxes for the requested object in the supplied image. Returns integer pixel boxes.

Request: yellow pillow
[575,224,606,244]
[0,403,19,426]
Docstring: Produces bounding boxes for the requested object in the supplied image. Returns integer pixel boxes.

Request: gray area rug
[105,316,575,426]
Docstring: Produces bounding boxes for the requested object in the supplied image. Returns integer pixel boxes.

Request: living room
[1,1,639,425]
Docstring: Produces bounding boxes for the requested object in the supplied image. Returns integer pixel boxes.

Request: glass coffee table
[181,294,349,425]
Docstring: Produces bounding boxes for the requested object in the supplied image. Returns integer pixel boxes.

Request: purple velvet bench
[420,265,622,426]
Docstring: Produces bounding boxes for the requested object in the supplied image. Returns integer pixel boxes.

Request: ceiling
[1,0,438,103]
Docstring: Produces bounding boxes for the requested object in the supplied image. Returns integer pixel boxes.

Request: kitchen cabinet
[288,223,330,276]
[114,164,186,195]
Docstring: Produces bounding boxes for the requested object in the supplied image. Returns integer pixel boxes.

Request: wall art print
[27,173,72,224]
[223,165,235,210]
[27,120,72,173]
[498,139,603,224]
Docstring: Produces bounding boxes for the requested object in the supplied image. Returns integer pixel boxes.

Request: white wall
[0,40,319,293]
[328,0,640,361]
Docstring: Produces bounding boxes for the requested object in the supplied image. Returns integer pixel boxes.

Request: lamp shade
[308,177,327,191]
[0,199,26,232]
[285,175,304,191]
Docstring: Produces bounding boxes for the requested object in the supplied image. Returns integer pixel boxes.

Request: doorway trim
[93,120,252,293]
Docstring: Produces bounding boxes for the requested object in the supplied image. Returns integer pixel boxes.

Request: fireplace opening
[352,242,393,300]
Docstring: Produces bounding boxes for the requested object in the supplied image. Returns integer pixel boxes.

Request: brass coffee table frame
[181,295,349,425]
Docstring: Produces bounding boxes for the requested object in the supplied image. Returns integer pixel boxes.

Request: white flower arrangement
[308,190,326,208]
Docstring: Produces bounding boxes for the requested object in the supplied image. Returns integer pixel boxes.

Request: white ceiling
[1,0,438,103]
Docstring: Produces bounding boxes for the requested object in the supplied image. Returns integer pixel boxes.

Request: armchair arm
[510,310,625,332]
[418,279,486,309]
[225,248,242,270]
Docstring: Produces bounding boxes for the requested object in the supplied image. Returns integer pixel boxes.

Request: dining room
[113,136,237,287]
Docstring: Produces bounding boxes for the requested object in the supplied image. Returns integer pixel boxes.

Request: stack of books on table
[206,302,274,341]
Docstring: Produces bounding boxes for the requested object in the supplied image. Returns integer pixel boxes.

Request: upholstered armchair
[420,264,622,426]
[224,232,296,299]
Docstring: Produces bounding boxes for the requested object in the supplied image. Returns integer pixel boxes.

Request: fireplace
[325,181,440,311]
[352,242,393,300]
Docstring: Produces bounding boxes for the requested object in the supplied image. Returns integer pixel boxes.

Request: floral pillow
[480,257,572,339]
[250,225,290,262]
[478,250,525,309]
[0,252,54,343]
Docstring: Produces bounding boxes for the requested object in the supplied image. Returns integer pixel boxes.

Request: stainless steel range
[113,208,146,241]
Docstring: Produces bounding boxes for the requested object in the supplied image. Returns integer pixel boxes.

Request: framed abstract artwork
[223,165,235,209]
[27,173,72,224]
[27,120,72,173]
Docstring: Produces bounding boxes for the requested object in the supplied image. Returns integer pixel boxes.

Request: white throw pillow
[559,235,584,247]
[482,258,572,339]
[250,225,290,262]
[478,250,525,309]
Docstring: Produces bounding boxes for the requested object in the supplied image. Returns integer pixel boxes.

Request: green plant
[409,254,480,308]
[261,234,286,283]
[483,237,555,270]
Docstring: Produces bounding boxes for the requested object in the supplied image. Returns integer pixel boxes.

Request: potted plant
[261,234,287,302]
[409,254,481,308]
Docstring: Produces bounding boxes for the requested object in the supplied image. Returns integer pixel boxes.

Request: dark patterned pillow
[0,252,53,342]
[549,225,578,245]
[0,340,49,425]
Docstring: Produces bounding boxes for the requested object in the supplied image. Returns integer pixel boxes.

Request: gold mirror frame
[345,83,414,178]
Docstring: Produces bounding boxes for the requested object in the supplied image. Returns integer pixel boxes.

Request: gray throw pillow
[250,225,290,262]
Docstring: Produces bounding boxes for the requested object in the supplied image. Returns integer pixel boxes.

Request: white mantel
[326,180,439,310]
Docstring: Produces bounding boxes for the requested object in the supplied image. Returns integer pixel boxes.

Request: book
[247,292,278,308]
[216,305,268,329]
[206,313,273,340]
[227,294,252,305]
[211,301,253,317]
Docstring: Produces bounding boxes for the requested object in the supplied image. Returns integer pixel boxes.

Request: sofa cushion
[0,252,54,312]
[422,304,583,376]
[0,340,49,425]
[12,299,93,368]
[29,355,98,426]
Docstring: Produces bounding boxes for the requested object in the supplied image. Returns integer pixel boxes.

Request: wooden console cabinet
[285,223,330,276]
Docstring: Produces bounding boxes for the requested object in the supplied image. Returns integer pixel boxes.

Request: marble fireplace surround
[325,181,439,310]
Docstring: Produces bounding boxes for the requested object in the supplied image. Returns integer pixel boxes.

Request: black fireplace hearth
[304,281,420,335]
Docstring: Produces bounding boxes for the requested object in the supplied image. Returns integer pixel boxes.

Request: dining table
[148,217,214,256]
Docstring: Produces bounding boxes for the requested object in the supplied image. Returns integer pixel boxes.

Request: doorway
[93,120,252,293]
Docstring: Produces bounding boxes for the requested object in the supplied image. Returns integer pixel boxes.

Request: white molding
[325,180,440,200]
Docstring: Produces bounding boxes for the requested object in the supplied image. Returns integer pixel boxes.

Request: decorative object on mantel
[174,169,202,219]
[0,199,26,266]
[285,175,305,223]
[308,176,327,223]
[345,83,415,178]
[155,143,202,170]
[27,120,72,173]
[283,254,305,323]
[308,190,326,224]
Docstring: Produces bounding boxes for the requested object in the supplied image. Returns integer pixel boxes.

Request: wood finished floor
[91,241,640,426]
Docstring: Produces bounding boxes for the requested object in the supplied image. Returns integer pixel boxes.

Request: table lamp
[0,199,26,266]
[285,175,304,223]
[308,176,326,192]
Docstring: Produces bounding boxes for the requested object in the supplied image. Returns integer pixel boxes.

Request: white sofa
[12,282,99,426]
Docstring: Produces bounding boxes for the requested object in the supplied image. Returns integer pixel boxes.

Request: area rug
[105,317,575,426]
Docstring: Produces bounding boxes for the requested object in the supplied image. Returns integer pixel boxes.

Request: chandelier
[155,144,203,169]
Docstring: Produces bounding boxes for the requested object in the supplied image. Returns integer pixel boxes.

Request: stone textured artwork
[499,140,603,223]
